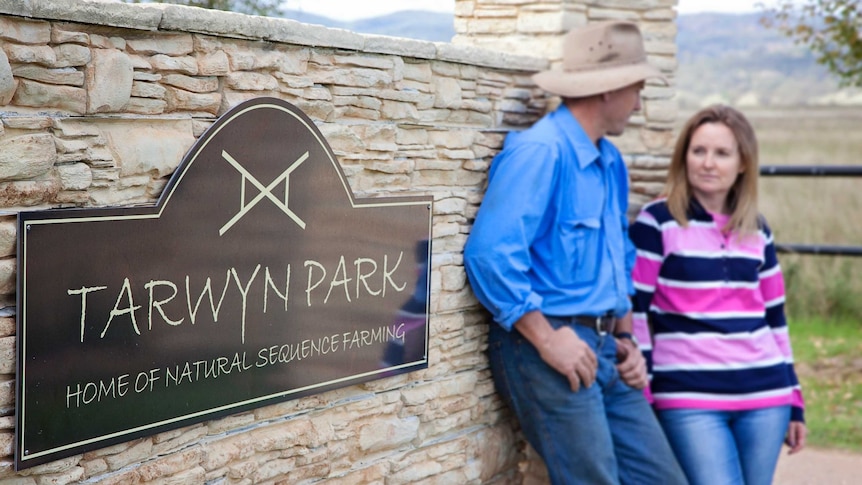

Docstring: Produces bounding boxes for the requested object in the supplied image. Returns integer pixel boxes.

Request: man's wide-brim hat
[533,20,668,98]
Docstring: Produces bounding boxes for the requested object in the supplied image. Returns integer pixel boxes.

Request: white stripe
[653,326,772,341]
[653,387,794,402]
[657,278,759,290]
[686,220,714,229]
[636,212,660,228]
[673,249,761,261]
[764,295,785,308]
[653,356,786,372]
[760,265,781,279]
[650,307,764,319]
[636,249,662,262]
[634,281,655,293]
[658,217,681,230]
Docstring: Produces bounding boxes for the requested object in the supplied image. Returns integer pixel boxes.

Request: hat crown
[531,20,666,98]
[562,21,647,73]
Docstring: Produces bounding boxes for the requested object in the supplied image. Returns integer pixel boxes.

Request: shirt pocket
[559,217,601,285]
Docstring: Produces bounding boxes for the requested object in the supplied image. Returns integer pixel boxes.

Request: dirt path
[774,447,861,484]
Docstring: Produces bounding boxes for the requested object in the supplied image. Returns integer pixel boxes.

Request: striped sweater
[630,198,804,422]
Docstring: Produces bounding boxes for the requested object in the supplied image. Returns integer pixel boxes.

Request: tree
[126,0,284,17]
[760,0,862,87]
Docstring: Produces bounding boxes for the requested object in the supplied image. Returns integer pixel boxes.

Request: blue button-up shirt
[464,105,636,331]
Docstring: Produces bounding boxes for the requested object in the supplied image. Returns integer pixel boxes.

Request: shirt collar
[687,197,713,222]
[551,105,616,169]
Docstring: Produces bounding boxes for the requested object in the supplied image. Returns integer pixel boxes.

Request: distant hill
[279,10,861,107]
[282,10,455,42]
[676,13,861,108]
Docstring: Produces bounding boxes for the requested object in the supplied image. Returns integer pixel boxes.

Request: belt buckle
[594,316,607,336]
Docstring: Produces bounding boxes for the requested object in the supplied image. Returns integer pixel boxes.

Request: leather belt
[572,314,617,335]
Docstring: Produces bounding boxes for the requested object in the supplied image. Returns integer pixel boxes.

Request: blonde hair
[663,105,760,235]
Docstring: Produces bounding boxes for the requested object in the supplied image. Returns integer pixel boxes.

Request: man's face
[604,81,644,136]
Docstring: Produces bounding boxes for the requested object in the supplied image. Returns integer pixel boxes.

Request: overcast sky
[286,0,766,21]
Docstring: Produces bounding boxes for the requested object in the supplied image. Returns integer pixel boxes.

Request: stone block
[100,120,193,177]
[357,415,420,452]
[0,133,56,181]
[197,50,230,76]
[12,75,87,114]
[130,80,167,98]
[104,439,154,470]
[12,65,84,86]
[0,221,13,258]
[86,49,133,113]
[126,34,194,56]
[0,336,12,373]
[3,44,56,65]
[51,27,89,45]
[161,73,218,93]
[0,49,14,105]
[225,72,278,91]
[165,86,221,114]
[0,18,50,44]
[57,162,93,191]
[149,54,198,75]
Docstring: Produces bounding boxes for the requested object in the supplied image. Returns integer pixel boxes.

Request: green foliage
[126,0,284,17]
[761,0,862,87]
[789,317,862,451]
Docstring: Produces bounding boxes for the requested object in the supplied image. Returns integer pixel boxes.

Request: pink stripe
[632,314,652,345]
[653,285,764,314]
[759,271,785,302]
[653,330,782,367]
[772,332,792,357]
[633,256,661,286]
[664,226,762,256]
[792,389,805,408]
[654,394,793,411]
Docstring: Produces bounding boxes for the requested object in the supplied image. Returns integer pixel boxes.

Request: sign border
[16,98,433,469]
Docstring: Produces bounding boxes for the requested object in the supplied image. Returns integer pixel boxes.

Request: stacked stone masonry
[454,0,679,212]
[0,0,677,483]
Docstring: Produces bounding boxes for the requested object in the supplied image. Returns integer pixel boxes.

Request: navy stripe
[651,312,765,334]
[654,364,794,395]
[661,255,760,283]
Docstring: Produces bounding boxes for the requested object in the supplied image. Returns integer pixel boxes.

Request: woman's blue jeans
[487,317,687,485]
[657,406,791,485]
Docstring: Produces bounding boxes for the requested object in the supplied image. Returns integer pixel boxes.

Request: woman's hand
[785,421,807,454]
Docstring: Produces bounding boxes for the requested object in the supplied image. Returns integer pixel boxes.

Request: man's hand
[785,421,807,455]
[536,325,598,391]
[515,312,597,391]
[615,337,648,390]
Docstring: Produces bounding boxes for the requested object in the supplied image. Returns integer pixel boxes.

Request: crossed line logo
[219,149,309,236]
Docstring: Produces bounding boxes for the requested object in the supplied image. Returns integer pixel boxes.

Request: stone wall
[0,0,677,483]
[454,0,679,211]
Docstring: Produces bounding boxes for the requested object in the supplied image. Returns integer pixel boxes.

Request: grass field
[742,107,862,451]
[752,107,862,320]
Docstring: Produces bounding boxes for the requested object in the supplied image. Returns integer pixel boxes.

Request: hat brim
[533,62,668,98]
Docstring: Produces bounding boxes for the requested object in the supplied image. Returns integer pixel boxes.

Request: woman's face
[686,122,744,210]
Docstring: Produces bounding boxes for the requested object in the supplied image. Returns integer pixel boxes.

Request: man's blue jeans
[487,317,687,485]
[657,406,791,485]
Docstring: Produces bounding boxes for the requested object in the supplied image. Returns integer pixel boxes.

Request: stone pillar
[454,0,680,211]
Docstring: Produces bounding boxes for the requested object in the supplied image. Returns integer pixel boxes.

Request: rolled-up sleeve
[464,142,558,331]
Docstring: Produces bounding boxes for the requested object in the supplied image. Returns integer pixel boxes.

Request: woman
[629,105,806,485]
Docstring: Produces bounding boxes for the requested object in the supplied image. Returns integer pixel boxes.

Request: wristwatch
[614,332,639,347]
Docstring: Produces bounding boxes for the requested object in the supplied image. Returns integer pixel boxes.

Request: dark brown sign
[15,97,432,469]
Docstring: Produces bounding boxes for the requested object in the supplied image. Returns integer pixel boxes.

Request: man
[464,21,687,485]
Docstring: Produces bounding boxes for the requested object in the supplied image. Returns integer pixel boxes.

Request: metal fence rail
[760,165,862,257]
